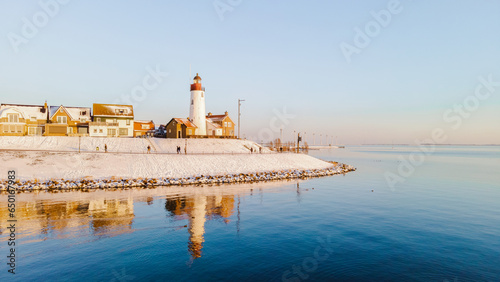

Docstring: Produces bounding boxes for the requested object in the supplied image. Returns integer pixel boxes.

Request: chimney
[45,101,49,122]
[224,111,228,115]
[208,112,212,116]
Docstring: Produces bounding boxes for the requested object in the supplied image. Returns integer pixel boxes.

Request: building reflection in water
[0,196,135,242]
[0,191,238,260]
[88,197,135,237]
[165,194,235,259]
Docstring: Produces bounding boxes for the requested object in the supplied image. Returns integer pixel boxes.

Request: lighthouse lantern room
[189,73,207,135]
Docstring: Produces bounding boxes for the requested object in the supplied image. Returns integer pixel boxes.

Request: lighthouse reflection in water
[0,185,250,262]
[165,194,235,259]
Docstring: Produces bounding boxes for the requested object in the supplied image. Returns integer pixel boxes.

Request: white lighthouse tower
[189,73,206,136]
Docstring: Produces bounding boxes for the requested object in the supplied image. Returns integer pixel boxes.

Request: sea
[1,145,499,281]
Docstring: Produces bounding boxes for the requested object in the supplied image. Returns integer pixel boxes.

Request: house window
[93,129,97,133]
[80,110,86,116]
[119,128,128,136]
[80,118,87,122]
[126,119,130,126]
[30,116,36,121]
[107,128,116,136]
[28,127,41,135]
[96,118,101,122]
[57,116,67,124]
[115,109,126,114]
[8,125,21,133]
[168,129,171,133]
[67,127,73,134]
[188,129,192,135]
[224,122,227,127]
[99,129,103,133]
[7,114,19,123]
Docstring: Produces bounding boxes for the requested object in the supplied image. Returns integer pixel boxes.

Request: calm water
[1,146,499,281]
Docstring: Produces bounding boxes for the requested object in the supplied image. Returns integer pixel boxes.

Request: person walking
[104,144,108,153]
[259,147,262,154]
[177,146,181,154]
[147,145,151,154]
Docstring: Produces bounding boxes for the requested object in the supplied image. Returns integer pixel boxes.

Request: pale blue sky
[1,0,499,144]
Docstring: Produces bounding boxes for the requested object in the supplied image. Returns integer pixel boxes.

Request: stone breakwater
[0,163,355,192]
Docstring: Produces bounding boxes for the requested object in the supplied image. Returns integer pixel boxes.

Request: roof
[0,107,25,119]
[66,106,91,120]
[49,106,91,120]
[134,120,154,124]
[193,73,202,81]
[206,114,228,122]
[93,104,134,117]
[0,104,47,120]
[169,118,197,128]
[206,118,222,129]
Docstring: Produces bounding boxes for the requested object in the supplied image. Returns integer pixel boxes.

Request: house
[165,118,197,138]
[206,112,235,138]
[206,118,223,137]
[45,105,91,136]
[0,103,49,136]
[154,124,166,138]
[134,120,155,137]
[90,104,134,137]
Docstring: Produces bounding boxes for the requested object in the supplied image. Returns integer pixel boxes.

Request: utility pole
[297,132,301,153]
[238,99,245,139]
[78,135,81,153]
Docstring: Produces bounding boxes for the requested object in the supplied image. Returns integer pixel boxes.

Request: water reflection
[0,196,135,242]
[165,194,234,258]
[0,183,291,259]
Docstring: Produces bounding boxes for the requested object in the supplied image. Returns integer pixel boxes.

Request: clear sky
[1,0,499,144]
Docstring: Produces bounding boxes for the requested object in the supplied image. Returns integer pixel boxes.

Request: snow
[0,105,47,120]
[0,136,269,154]
[0,136,336,181]
[64,107,91,121]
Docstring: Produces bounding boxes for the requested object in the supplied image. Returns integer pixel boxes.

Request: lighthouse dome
[193,73,202,82]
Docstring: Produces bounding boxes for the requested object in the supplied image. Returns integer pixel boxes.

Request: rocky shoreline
[1,162,355,192]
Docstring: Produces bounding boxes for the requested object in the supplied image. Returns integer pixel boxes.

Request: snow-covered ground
[0,136,335,181]
[0,136,268,154]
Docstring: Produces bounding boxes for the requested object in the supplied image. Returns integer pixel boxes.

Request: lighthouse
[189,73,207,135]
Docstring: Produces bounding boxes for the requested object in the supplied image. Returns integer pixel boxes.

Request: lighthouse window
[201,93,203,97]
